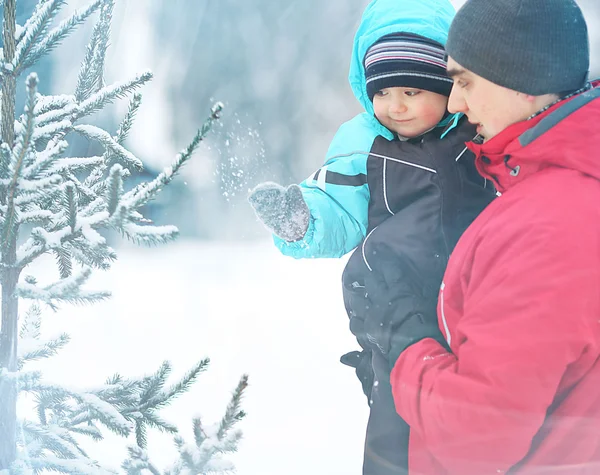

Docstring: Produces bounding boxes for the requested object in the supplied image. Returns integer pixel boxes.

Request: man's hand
[248,182,310,242]
[385,313,449,370]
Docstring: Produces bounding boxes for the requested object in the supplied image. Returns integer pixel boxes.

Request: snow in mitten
[248,182,310,242]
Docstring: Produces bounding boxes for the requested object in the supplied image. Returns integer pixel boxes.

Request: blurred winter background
[12,0,600,239]
[5,0,600,474]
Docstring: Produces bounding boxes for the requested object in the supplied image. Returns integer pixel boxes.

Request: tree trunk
[0,268,18,469]
[0,0,19,469]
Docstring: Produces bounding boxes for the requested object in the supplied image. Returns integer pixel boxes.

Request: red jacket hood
[466,83,600,193]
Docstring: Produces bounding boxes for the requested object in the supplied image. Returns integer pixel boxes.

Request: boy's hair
[365,33,453,101]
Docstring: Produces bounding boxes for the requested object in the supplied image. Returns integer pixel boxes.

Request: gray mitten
[248,182,310,242]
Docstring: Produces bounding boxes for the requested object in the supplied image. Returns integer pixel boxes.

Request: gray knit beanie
[446,0,589,96]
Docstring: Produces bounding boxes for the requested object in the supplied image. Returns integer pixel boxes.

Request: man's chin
[476,125,491,142]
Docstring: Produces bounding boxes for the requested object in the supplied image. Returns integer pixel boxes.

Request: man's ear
[516,91,537,103]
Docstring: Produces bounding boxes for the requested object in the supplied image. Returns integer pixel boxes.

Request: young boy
[249,0,495,473]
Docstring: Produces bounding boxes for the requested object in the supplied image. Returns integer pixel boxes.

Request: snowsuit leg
[362,351,409,475]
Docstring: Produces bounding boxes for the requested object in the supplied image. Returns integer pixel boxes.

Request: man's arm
[390,221,600,473]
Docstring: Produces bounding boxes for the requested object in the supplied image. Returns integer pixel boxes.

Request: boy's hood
[349,0,456,117]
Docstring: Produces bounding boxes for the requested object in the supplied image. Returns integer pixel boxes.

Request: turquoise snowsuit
[273,0,458,258]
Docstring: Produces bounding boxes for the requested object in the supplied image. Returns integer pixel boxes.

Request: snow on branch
[2,74,39,252]
[16,268,111,307]
[73,125,142,170]
[17,0,104,73]
[76,71,152,119]
[121,102,223,210]
[0,0,241,470]
[13,0,65,73]
[34,94,76,117]
[76,0,115,103]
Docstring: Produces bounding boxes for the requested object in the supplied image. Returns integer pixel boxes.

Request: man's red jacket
[391,85,600,474]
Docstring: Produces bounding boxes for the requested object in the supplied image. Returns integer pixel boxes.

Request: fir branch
[63,183,78,232]
[216,374,248,441]
[73,124,142,171]
[140,411,177,434]
[75,0,114,103]
[77,392,133,436]
[21,420,86,459]
[15,237,46,270]
[76,71,152,120]
[11,369,42,394]
[68,408,103,428]
[0,142,11,181]
[177,441,198,473]
[14,174,62,199]
[119,222,179,247]
[105,164,124,215]
[16,208,54,226]
[139,361,172,407]
[18,0,104,73]
[193,417,206,447]
[122,446,161,475]
[16,267,111,307]
[160,358,210,406]
[69,423,103,442]
[116,93,142,145]
[19,304,42,340]
[13,191,48,209]
[32,118,72,142]
[48,156,104,175]
[13,0,66,74]
[68,238,116,271]
[54,246,73,279]
[22,452,113,475]
[34,101,78,129]
[62,170,99,205]
[134,419,148,449]
[83,93,142,191]
[215,430,243,455]
[3,74,38,252]
[121,102,223,210]
[34,94,76,117]
[18,333,70,370]
[22,139,68,181]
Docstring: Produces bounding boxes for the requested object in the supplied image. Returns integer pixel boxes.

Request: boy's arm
[251,113,386,259]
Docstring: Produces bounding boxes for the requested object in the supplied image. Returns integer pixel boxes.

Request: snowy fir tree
[0,0,248,472]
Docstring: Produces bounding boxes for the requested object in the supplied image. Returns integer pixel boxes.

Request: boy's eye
[405,90,421,97]
[375,90,387,97]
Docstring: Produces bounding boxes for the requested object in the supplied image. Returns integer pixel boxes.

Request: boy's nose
[448,85,467,114]
[389,101,408,114]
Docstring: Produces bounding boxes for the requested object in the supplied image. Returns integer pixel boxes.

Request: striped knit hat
[364,33,453,101]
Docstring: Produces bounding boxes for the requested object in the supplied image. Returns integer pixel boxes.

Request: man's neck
[527,83,591,120]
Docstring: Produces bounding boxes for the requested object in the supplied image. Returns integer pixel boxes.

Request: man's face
[446,57,538,142]
[372,87,448,138]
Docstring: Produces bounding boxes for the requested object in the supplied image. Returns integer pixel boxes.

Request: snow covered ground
[25,240,368,474]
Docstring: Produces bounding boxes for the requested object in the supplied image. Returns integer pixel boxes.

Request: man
[363,0,600,473]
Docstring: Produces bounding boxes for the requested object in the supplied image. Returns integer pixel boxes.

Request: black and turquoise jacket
[274,0,463,258]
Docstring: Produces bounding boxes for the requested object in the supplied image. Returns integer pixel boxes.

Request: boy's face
[372,87,448,138]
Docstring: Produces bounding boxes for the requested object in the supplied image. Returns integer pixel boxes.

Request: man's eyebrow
[446,68,466,78]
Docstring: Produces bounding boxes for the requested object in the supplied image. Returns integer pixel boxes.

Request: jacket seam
[382,158,395,216]
[361,227,378,272]
[369,152,438,174]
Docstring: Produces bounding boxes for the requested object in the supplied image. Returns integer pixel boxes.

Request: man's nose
[448,85,467,114]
